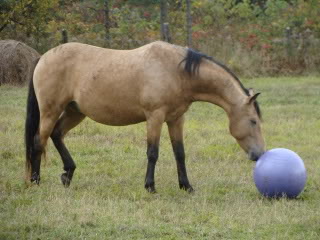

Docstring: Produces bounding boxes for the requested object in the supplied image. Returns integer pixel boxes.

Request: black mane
[181,48,261,118]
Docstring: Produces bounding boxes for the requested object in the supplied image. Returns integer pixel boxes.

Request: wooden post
[163,22,171,43]
[186,0,192,47]
[160,0,169,41]
[61,29,68,43]
[285,26,293,58]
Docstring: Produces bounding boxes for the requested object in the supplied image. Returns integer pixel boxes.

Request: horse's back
[33,42,189,125]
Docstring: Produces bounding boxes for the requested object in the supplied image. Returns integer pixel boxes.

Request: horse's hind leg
[167,115,193,192]
[32,112,62,184]
[51,102,85,187]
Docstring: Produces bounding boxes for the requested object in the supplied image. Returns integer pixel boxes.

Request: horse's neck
[188,63,247,114]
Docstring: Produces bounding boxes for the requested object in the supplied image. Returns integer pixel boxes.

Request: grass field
[1,77,320,239]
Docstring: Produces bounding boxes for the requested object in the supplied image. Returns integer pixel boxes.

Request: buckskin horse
[25,41,265,193]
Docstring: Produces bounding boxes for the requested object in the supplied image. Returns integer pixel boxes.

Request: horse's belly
[81,104,146,126]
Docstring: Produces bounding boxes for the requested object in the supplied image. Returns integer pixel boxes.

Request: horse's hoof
[146,187,157,193]
[61,173,71,187]
[31,173,40,185]
[180,184,194,193]
[186,186,194,193]
[145,183,156,193]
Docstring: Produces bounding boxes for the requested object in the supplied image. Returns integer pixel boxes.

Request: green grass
[1,77,320,239]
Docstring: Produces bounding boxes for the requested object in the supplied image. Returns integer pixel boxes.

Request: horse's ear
[248,88,254,96]
[248,93,261,104]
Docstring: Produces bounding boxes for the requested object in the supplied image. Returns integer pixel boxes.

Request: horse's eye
[250,119,257,125]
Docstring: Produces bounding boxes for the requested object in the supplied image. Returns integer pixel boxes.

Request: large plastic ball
[254,148,307,198]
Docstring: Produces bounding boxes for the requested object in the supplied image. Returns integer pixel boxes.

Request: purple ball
[254,148,307,198]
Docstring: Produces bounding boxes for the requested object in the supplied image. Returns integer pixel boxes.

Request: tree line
[1,0,319,76]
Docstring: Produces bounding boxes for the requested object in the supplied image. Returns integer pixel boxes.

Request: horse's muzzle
[248,151,264,161]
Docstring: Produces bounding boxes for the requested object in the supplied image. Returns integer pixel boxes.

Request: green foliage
[0,0,58,50]
[0,0,319,75]
[110,4,159,48]
[125,0,159,6]
[265,0,289,17]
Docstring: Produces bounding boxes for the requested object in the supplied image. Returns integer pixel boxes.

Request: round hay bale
[0,40,40,85]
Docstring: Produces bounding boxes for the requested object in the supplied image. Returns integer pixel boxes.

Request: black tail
[25,58,40,180]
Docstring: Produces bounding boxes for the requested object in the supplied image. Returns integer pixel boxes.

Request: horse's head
[228,89,265,161]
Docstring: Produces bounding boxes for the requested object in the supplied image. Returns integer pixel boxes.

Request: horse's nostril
[249,152,260,161]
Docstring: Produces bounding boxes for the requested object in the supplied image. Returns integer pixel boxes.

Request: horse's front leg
[167,115,194,192]
[144,110,165,193]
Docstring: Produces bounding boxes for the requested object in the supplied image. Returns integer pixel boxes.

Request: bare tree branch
[0,22,9,32]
